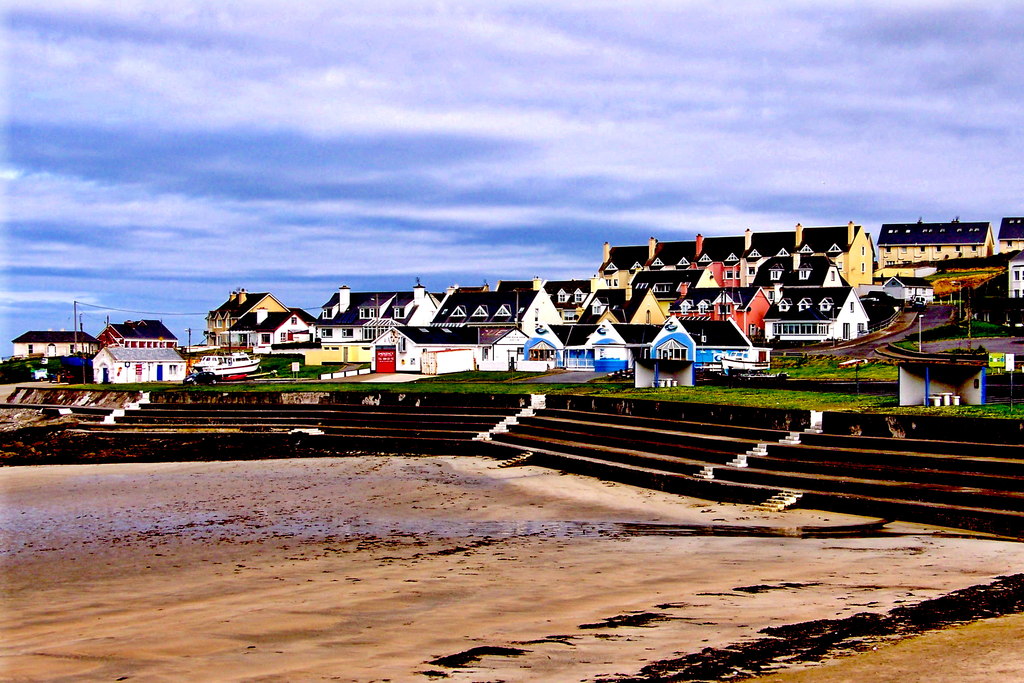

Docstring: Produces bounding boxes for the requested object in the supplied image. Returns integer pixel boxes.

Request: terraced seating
[65,398,528,457]
[489,403,1024,537]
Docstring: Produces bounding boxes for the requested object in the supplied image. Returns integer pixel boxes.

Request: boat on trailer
[194,352,260,377]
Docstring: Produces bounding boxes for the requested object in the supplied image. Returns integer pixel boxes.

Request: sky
[5,1,1024,348]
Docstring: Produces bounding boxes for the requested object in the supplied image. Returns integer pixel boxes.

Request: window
[770,268,783,281]
[290,316,298,324]
[679,300,692,313]
[717,304,730,316]
[748,267,756,276]
[562,310,577,322]
[278,332,288,342]
[798,268,811,281]
[657,339,688,360]
[653,283,672,294]
[471,306,488,318]
[27,344,34,354]
[321,328,333,338]
[495,304,512,317]
[359,307,376,319]
[592,301,606,315]
[451,306,467,318]
[392,306,405,318]
[558,291,569,303]
[529,345,556,361]
[778,299,791,312]
[651,258,664,267]
[341,328,354,339]
[574,290,585,303]
[798,298,812,311]
[261,333,272,345]
[697,300,709,314]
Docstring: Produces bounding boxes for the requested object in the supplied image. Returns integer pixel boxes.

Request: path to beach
[3,456,1023,682]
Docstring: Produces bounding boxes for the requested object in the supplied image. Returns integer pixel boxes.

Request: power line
[74,300,208,316]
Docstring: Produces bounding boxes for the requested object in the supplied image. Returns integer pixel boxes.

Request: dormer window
[798,267,812,281]
[471,305,488,318]
[725,253,739,262]
[451,305,467,318]
[653,283,672,294]
[592,301,607,315]
[495,304,512,317]
[631,261,643,270]
[828,244,842,253]
[819,298,834,312]
[748,249,761,259]
[606,262,618,272]
[697,300,709,314]
[698,254,712,264]
[677,258,690,267]
[778,298,791,312]
[770,267,784,281]
[651,258,664,267]
[680,300,692,313]
[573,290,585,303]
[798,297,812,311]
[359,307,377,319]
[557,290,569,303]
[799,244,813,254]
[777,248,790,257]
[392,306,405,318]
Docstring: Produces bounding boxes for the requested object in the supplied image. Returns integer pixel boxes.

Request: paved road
[804,305,956,358]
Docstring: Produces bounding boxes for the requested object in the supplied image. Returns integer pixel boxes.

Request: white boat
[717,355,771,375]
[194,352,260,377]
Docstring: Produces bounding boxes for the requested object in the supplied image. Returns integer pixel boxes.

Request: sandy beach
[3,455,1024,682]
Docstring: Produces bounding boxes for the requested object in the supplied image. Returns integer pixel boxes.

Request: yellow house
[206,290,289,347]
[877,220,994,268]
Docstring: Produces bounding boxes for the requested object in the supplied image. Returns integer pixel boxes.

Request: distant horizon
[7,2,1024,349]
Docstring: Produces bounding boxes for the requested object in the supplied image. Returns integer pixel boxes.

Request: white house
[1010,252,1024,298]
[882,276,935,306]
[11,330,100,358]
[93,347,186,384]
[228,308,316,353]
[763,287,870,343]
[371,326,528,374]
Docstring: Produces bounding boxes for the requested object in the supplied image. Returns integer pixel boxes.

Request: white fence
[318,368,372,380]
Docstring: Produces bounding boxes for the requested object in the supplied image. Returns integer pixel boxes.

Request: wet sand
[2,456,1023,682]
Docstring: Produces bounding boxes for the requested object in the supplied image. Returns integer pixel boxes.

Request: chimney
[744,228,752,251]
[229,290,238,304]
[794,223,804,249]
[337,285,351,312]
[695,233,704,261]
[602,241,611,264]
[532,276,542,291]
[413,281,426,301]
[256,308,268,324]
[446,284,459,297]
[237,289,247,305]
[848,221,856,245]
[648,236,657,261]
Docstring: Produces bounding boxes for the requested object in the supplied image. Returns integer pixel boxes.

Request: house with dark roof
[543,279,595,323]
[12,330,100,358]
[313,284,439,364]
[763,286,869,343]
[629,268,714,314]
[97,320,178,349]
[598,239,657,287]
[693,234,748,288]
[998,217,1024,254]
[576,288,665,326]
[882,276,934,305]
[206,290,290,346]
[877,220,994,267]
[669,287,772,340]
[431,289,559,327]
[227,308,316,353]
[370,325,528,374]
[646,239,697,270]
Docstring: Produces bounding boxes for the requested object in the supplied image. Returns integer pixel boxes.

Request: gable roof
[209,291,276,316]
[649,240,697,267]
[799,225,859,253]
[229,308,315,333]
[545,324,600,346]
[393,326,518,346]
[99,347,184,362]
[601,244,650,273]
[878,221,991,246]
[105,319,178,341]
[764,287,855,321]
[432,291,538,326]
[676,319,749,347]
[697,235,746,262]
[746,230,795,259]
[750,256,847,288]
[630,269,706,299]
[608,324,663,345]
[577,289,628,324]
[999,217,1024,242]
[13,330,100,344]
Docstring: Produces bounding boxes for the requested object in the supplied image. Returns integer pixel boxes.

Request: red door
[375,346,396,373]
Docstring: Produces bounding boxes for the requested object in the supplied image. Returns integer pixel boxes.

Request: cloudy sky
[5,1,1024,346]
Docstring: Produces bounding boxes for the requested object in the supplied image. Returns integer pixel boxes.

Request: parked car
[183,370,218,385]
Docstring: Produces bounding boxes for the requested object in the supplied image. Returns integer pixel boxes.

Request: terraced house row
[195,217,1023,375]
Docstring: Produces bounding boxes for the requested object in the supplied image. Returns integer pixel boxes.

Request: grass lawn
[770,356,899,381]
